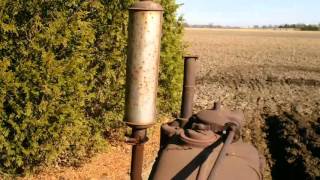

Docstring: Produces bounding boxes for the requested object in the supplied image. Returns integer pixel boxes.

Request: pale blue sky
[176,0,320,27]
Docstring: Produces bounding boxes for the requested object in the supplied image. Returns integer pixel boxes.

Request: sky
[176,0,320,27]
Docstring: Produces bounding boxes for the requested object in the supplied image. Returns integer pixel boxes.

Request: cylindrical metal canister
[124,1,163,128]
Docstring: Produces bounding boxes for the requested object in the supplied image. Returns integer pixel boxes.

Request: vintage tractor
[124,0,264,179]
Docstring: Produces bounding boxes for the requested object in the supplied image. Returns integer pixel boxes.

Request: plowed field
[185,28,320,180]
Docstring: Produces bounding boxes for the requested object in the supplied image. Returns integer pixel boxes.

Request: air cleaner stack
[124,0,163,180]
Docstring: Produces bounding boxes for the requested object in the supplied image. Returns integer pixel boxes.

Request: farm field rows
[185,28,320,179]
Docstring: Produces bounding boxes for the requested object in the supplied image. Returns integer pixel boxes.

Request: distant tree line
[277,24,320,31]
[251,23,320,31]
[184,23,320,31]
[184,23,240,29]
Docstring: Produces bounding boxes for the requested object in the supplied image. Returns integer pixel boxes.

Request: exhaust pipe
[124,0,163,180]
[180,56,198,123]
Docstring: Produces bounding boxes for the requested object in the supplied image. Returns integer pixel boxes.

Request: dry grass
[21,122,164,180]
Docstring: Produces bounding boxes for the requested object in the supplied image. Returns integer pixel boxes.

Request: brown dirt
[21,122,164,180]
[185,28,320,180]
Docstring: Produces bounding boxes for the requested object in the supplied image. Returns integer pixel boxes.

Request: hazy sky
[176,0,320,27]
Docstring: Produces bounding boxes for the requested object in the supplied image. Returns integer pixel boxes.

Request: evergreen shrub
[0,0,183,175]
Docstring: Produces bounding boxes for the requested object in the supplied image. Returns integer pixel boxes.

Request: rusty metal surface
[129,129,147,180]
[151,105,263,180]
[124,1,163,179]
[124,1,163,127]
[195,108,244,133]
[179,129,219,147]
[150,138,223,180]
[208,123,237,179]
[180,56,199,122]
[210,142,262,180]
[131,144,144,180]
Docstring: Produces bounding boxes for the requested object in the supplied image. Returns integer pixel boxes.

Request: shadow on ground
[265,112,320,180]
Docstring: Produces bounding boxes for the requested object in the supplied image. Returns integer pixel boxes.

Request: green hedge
[0,0,184,175]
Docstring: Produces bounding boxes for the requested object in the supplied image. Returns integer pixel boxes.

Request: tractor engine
[124,0,264,179]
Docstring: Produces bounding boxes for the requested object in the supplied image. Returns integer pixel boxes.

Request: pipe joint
[223,122,241,143]
[125,129,148,145]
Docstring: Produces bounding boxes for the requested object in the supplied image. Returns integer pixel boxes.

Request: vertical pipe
[180,56,199,121]
[130,129,147,180]
[131,144,144,180]
[124,1,163,180]
[125,1,163,128]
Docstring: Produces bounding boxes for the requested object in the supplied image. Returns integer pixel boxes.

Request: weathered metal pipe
[124,1,163,180]
[208,123,237,179]
[124,0,163,128]
[129,129,147,180]
[180,56,198,122]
